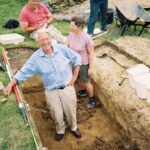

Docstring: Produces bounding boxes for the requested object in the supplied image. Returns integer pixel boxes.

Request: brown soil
[23,90,136,150]
[6,47,138,150]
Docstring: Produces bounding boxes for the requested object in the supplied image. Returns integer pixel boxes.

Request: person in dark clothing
[87,0,108,35]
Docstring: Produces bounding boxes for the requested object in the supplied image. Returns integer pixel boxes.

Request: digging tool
[118,71,128,86]
[2,48,29,126]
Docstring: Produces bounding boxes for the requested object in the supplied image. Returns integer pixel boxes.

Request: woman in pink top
[67,16,95,109]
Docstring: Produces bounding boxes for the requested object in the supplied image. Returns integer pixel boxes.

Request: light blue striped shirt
[14,43,81,90]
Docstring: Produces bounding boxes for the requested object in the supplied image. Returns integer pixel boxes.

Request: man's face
[38,33,52,51]
[28,0,40,9]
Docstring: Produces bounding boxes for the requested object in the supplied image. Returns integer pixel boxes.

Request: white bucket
[134,73,150,99]
[145,84,150,103]
[127,64,149,88]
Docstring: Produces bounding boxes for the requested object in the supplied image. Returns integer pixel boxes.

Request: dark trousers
[87,0,108,34]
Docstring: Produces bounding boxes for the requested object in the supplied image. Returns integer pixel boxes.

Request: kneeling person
[19,0,66,44]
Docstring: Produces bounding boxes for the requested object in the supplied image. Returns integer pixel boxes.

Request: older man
[3,31,81,141]
[19,0,66,43]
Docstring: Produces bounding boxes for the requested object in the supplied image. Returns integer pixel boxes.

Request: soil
[24,90,136,150]
[6,47,139,150]
[5,1,149,148]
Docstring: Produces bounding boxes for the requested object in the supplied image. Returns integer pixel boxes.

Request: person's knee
[86,82,93,89]
[81,81,92,88]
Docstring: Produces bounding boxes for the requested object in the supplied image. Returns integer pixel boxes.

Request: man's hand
[3,84,13,96]
[45,13,53,28]
[69,75,78,86]
[3,79,17,96]
[44,22,49,28]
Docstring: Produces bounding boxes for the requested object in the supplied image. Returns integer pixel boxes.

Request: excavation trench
[6,46,139,150]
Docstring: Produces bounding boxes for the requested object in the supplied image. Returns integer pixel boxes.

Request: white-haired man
[3,32,81,141]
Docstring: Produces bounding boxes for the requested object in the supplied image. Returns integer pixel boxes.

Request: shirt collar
[39,44,59,57]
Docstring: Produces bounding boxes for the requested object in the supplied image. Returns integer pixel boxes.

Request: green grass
[0,1,37,149]
[0,94,36,150]
[0,0,26,34]
[54,18,150,42]
[0,72,37,149]
[0,0,37,49]
[53,20,71,36]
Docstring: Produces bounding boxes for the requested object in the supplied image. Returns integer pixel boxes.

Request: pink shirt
[19,3,51,27]
[68,32,94,65]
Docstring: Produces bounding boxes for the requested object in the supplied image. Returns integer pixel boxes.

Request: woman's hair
[71,16,85,29]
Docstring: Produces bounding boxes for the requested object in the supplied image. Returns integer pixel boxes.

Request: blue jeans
[87,0,108,35]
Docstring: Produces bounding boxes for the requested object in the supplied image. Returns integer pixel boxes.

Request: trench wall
[92,43,150,150]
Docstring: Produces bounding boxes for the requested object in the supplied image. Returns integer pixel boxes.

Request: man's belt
[57,86,65,90]
[53,86,66,90]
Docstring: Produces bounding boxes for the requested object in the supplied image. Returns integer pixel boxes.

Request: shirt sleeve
[61,45,81,67]
[19,7,28,22]
[13,56,37,83]
[86,35,94,48]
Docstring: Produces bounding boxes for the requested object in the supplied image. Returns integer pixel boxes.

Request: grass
[0,0,26,34]
[53,21,70,36]
[0,0,150,149]
[0,95,36,150]
[0,1,38,149]
[0,0,36,49]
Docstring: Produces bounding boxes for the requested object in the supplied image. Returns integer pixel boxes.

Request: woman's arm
[87,45,94,76]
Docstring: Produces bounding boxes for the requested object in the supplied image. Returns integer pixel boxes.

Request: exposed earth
[4,1,150,149]
[7,47,139,150]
